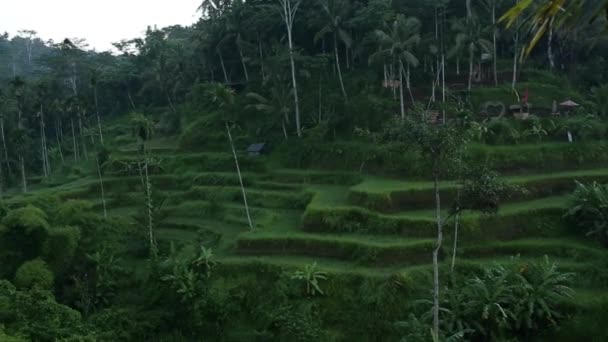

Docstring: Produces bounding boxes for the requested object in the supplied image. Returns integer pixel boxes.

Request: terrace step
[349,169,608,212]
[235,232,435,267]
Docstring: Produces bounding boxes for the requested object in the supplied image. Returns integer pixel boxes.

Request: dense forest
[1,0,608,340]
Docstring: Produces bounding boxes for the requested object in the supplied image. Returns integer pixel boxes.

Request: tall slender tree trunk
[71,118,79,161]
[468,43,474,91]
[492,2,498,85]
[404,61,415,104]
[512,33,519,89]
[0,116,11,175]
[451,212,461,273]
[226,122,253,230]
[333,32,348,101]
[399,61,405,119]
[286,17,301,137]
[548,18,555,70]
[126,86,136,110]
[55,132,64,164]
[456,57,460,75]
[218,50,229,84]
[144,160,156,258]
[282,118,289,140]
[96,156,107,219]
[257,32,266,80]
[20,155,26,193]
[40,110,48,177]
[78,112,88,160]
[442,55,446,123]
[94,86,104,145]
[238,46,249,82]
[432,169,442,337]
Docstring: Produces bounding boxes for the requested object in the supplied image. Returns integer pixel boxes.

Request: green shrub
[565,181,608,246]
[14,259,54,290]
[43,226,81,274]
[0,206,50,272]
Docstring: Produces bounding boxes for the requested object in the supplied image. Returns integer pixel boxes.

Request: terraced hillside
[5,122,608,340]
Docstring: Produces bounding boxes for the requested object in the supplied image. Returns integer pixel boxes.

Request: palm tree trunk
[226,122,254,230]
[144,160,156,258]
[512,33,519,89]
[451,212,460,273]
[218,50,229,84]
[96,156,107,219]
[399,61,405,119]
[468,42,474,91]
[94,86,104,145]
[334,32,348,101]
[257,32,266,80]
[492,2,498,86]
[548,18,555,69]
[287,27,301,137]
[238,46,249,82]
[282,118,289,140]
[126,86,136,110]
[56,133,64,164]
[40,114,48,177]
[442,54,446,124]
[1,116,11,175]
[71,118,79,161]
[20,155,26,193]
[404,61,415,104]
[432,169,442,338]
[78,113,88,160]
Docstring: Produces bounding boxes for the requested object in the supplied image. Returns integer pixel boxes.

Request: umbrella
[559,100,579,107]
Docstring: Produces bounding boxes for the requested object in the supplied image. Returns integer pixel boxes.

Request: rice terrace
[1,0,608,341]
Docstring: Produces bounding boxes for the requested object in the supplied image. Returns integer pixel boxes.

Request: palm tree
[371,15,421,118]
[276,0,303,137]
[207,83,254,230]
[451,17,492,90]
[130,113,157,257]
[246,83,292,140]
[0,89,13,175]
[482,0,502,85]
[315,0,352,101]
[291,262,327,296]
[500,0,608,56]
[90,68,104,145]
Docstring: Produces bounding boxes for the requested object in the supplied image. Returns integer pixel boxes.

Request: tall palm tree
[314,0,352,101]
[371,15,421,118]
[276,0,303,137]
[207,83,254,230]
[451,17,493,90]
[130,113,157,257]
[246,82,292,140]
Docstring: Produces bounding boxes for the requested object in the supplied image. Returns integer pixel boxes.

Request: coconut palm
[246,83,292,140]
[207,83,254,230]
[450,16,492,91]
[314,0,352,100]
[370,15,421,118]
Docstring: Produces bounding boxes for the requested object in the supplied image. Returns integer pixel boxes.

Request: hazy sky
[1,0,201,51]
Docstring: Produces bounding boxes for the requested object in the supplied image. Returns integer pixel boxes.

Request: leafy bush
[43,226,81,275]
[0,206,50,274]
[414,257,574,340]
[14,259,54,290]
[565,181,608,246]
